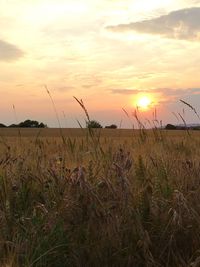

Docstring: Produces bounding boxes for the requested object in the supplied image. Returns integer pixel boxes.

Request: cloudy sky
[1,0,200,127]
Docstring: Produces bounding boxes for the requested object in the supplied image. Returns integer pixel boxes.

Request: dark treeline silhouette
[0,119,47,128]
[86,120,103,128]
[86,120,118,129]
[105,124,117,129]
[1,119,199,130]
[165,123,200,130]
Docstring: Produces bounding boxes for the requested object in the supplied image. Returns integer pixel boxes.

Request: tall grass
[0,129,200,266]
[0,98,200,266]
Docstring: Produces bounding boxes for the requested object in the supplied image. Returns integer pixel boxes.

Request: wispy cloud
[0,40,24,62]
[111,89,146,95]
[55,86,75,93]
[111,88,200,96]
[107,7,200,41]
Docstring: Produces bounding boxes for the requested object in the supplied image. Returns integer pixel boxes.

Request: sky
[1,0,200,128]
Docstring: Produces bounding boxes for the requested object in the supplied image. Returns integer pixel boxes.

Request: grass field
[0,128,200,266]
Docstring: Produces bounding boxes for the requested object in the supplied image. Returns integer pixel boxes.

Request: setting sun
[137,96,152,110]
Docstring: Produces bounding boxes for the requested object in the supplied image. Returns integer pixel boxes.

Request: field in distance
[0,127,200,138]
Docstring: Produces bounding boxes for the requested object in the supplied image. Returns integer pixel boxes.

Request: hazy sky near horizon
[1,0,200,127]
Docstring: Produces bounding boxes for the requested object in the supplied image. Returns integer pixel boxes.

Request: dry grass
[0,128,200,266]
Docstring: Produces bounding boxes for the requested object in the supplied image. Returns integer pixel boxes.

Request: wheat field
[0,128,200,266]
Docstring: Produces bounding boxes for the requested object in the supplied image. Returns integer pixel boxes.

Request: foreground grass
[0,129,200,266]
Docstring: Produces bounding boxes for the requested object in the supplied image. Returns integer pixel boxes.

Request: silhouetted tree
[8,124,18,128]
[105,124,117,129]
[38,122,47,128]
[0,123,6,128]
[8,120,47,128]
[165,124,177,130]
[86,120,102,128]
[19,120,38,128]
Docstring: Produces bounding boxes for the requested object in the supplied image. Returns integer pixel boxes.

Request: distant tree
[0,123,6,128]
[165,124,177,130]
[177,126,187,130]
[86,120,102,128]
[19,120,38,128]
[8,124,18,128]
[38,122,47,128]
[9,120,47,128]
[105,124,117,129]
[191,126,200,130]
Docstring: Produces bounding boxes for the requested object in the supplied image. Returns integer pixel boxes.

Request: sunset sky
[1,0,200,127]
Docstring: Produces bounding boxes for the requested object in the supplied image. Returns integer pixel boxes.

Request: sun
[137,95,152,110]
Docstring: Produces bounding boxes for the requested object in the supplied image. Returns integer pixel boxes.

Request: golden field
[0,128,200,266]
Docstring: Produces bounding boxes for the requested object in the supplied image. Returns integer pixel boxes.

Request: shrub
[86,120,102,128]
[105,124,117,129]
[165,123,177,130]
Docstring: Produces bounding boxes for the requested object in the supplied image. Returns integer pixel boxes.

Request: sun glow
[137,95,152,110]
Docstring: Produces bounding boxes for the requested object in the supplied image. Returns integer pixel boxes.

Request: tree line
[87,121,200,130]
[86,120,117,129]
[2,119,196,130]
[0,119,117,129]
[165,124,200,130]
[0,120,47,128]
